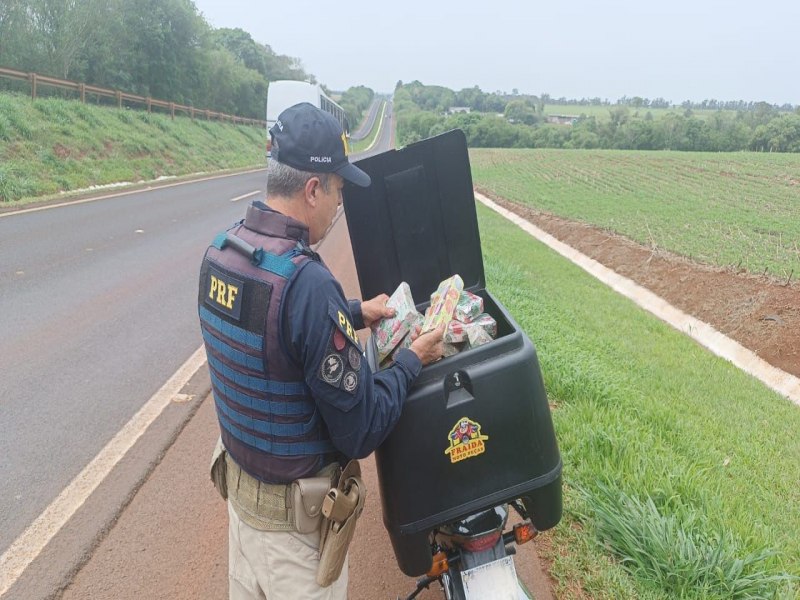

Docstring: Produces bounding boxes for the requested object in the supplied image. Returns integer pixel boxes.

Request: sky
[191,0,799,106]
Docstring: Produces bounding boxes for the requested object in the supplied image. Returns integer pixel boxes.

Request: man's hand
[361,293,395,329]
[409,324,445,366]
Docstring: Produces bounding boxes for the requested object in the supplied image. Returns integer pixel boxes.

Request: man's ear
[304,176,321,208]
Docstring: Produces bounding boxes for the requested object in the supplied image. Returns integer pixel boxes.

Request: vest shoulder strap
[210,232,307,279]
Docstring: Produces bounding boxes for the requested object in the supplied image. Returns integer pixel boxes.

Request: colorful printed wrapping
[422,275,463,333]
[444,319,468,343]
[444,313,497,344]
[454,290,484,324]
[372,282,419,362]
[470,313,498,339]
[394,311,425,355]
[467,326,493,349]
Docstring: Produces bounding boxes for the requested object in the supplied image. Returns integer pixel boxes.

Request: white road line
[230,190,262,203]
[0,346,208,598]
[0,168,265,219]
[475,191,800,407]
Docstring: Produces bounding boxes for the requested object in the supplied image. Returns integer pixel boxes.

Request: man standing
[198,102,444,599]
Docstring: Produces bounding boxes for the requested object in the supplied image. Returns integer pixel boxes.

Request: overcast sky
[191,0,799,105]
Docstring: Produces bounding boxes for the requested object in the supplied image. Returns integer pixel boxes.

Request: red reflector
[462,531,502,552]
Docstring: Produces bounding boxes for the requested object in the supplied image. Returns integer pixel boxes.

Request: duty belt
[225,454,293,531]
[225,454,340,532]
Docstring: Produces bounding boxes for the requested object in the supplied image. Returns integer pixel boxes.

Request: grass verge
[478,202,800,598]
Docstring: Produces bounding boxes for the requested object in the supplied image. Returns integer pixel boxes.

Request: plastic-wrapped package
[372,282,419,362]
[422,275,463,333]
[454,290,484,324]
[444,312,498,344]
[469,313,498,339]
[467,326,493,349]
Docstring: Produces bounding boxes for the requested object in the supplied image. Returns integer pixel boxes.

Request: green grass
[478,202,800,598]
[582,483,794,598]
[0,91,265,205]
[470,148,800,279]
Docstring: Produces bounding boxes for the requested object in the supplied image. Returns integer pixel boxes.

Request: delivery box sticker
[445,417,489,464]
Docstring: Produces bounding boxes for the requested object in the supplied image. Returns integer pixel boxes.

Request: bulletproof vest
[198,205,335,483]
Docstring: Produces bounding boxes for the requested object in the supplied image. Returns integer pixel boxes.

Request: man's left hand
[361,294,395,329]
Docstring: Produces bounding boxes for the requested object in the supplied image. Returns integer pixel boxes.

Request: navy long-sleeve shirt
[283,259,422,459]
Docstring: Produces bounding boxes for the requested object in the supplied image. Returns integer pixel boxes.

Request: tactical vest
[198,205,335,483]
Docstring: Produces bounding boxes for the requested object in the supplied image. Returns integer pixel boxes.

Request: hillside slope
[0,92,265,204]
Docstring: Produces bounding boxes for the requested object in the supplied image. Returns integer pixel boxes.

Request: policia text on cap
[198,102,445,599]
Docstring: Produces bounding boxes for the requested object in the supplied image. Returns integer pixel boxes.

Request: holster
[209,436,228,500]
[317,460,365,587]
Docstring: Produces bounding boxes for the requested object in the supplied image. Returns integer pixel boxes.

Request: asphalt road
[0,172,266,549]
[349,98,383,141]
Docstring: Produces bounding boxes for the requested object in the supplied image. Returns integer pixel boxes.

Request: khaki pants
[228,500,348,600]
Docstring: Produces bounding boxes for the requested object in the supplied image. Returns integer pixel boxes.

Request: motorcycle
[401,500,537,600]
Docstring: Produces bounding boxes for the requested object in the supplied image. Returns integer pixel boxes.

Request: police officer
[198,102,444,600]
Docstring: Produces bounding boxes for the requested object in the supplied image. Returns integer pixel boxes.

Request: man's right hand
[409,324,445,365]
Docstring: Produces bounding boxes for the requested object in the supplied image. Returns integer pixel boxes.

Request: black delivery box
[342,129,562,577]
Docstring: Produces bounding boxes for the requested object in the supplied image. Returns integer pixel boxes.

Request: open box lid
[342,129,485,306]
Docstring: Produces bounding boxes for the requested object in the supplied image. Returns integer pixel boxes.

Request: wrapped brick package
[443,319,467,344]
[454,290,484,324]
[470,313,498,339]
[444,312,497,345]
[392,311,425,359]
[421,275,463,333]
[467,326,493,349]
[372,282,419,362]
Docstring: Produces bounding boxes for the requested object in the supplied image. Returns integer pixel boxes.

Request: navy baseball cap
[269,102,371,187]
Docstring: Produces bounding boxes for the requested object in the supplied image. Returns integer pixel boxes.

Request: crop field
[470,148,800,280]
[544,103,732,121]
[478,202,800,598]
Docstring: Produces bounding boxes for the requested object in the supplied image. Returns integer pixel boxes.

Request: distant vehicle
[266,80,351,156]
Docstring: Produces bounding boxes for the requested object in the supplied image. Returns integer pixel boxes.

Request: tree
[119,0,209,101]
[0,0,28,68]
[504,99,537,125]
[212,28,269,77]
[750,114,800,152]
[29,0,103,79]
[339,85,374,131]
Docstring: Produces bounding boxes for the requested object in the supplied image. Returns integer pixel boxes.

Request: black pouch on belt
[317,460,365,587]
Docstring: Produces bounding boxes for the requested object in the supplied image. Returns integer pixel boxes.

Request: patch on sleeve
[347,346,361,370]
[333,329,347,351]
[320,353,344,385]
[342,371,359,394]
[328,301,361,350]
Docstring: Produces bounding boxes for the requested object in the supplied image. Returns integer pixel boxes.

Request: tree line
[395,81,800,152]
[0,0,373,124]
